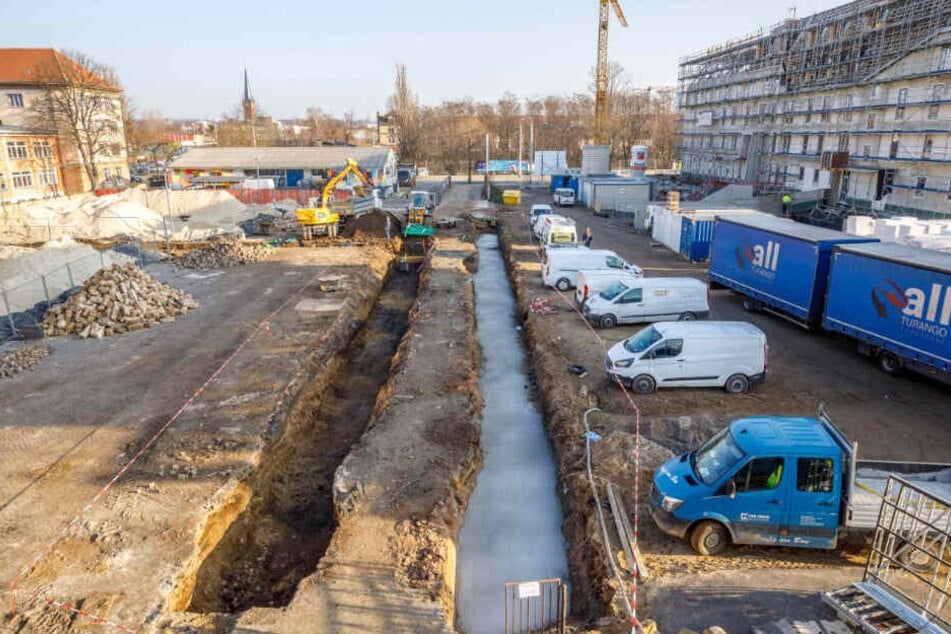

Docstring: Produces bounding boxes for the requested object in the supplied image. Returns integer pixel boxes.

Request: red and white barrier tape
[7,263,330,631]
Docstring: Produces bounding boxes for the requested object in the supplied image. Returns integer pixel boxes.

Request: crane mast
[594,0,628,144]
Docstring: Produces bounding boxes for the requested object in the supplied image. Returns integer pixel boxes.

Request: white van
[539,219,578,249]
[543,248,640,291]
[604,321,767,394]
[575,270,644,306]
[583,277,709,327]
[529,204,553,231]
[553,188,576,207]
[533,213,572,239]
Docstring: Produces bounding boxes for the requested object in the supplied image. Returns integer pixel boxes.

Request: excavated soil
[186,269,419,613]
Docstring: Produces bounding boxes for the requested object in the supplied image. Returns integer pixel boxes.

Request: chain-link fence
[0,239,151,342]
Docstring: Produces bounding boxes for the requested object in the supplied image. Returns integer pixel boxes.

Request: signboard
[697,111,713,127]
[533,151,568,176]
[475,160,532,174]
[517,581,541,599]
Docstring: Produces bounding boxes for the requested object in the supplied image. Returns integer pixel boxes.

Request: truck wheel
[555,278,572,292]
[878,352,902,376]
[691,521,729,555]
[897,539,939,573]
[724,374,749,394]
[678,312,697,321]
[632,374,656,395]
[741,297,758,312]
[600,314,618,329]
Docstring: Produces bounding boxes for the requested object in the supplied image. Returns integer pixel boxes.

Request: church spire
[242,67,256,123]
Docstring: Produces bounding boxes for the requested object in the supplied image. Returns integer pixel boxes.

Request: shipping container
[823,242,951,376]
[581,145,610,175]
[709,215,878,327]
[589,179,651,213]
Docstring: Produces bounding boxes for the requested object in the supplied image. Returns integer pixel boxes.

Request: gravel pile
[0,345,51,378]
[176,241,271,269]
[42,264,199,338]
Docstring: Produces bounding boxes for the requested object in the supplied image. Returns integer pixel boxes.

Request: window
[617,288,643,304]
[6,141,28,159]
[33,141,53,159]
[889,135,899,159]
[36,168,57,186]
[923,136,933,159]
[651,339,683,359]
[863,145,872,157]
[781,135,791,153]
[797,458,834,493]
[895,107,905,120]
[103,167,111,180]
[917,176,927,190]
[821,96,832,122]
[799,166,805,180]
[816,135,824,154]
[605,256,626,269]
[938,46,951,71]
[845,95,853,121]
[866,113,876,130]
[0,173,5,189]
[7,93,24,108]
[734,457,785,492]
[805,98,813,122]
[928,104,940,120]
[813,168,820,184]
[933,84,946,101]
[11,171,33,189]
[801,135,809,154]
[897,88,908,104]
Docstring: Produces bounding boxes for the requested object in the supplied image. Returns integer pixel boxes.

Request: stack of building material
[176,240,272,269]
[0,344,51,378]
[845,216,951,252]
[41,264,199,338]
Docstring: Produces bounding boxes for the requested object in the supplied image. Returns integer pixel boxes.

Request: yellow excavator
[296,158,372,239]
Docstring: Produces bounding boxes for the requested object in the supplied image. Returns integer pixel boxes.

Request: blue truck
[823,242,951,377]
[708,215,877,328]
[649,408,951,556]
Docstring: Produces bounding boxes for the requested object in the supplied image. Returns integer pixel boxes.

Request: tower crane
[594,0,628,144]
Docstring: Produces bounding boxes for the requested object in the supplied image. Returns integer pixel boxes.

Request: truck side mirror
[724,479,737,499]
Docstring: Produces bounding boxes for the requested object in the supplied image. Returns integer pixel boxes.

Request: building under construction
[677,0,950,217]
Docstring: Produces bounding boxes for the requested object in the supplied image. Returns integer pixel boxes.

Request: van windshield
[600,281,629,301]
[622,326,662,354]
[692,428,746,485]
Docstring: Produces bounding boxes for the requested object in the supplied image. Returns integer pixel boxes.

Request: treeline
[390,63,679,173]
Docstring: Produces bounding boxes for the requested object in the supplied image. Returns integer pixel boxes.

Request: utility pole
[484,133,490,200]
[529,118,535,186]
[518,122,523,179]
[163,168,173,259]
[467,138,473,184]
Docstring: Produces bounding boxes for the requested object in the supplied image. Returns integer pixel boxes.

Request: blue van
[649,410,950,555]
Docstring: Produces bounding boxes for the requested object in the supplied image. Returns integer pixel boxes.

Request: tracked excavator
[296,158,372,239]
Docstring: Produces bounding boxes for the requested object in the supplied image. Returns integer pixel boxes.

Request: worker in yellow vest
[781,193,792,217]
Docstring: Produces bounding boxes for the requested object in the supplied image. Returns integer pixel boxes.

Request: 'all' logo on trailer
[872,279,951,339]
[736,240,780,279]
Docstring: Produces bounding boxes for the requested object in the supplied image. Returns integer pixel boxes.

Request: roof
[654,320,765,338]
[730,417,839,454]
[719,214,880,245]
[0,125,55,137]
[170,146,395,171]
[835,241,951,275]
[0,48,119,91]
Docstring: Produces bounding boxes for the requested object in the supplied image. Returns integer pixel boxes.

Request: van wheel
[555,278,572,292]
[678,312,697,321]
[725,374,750,394]
[741,297,758,312]
[691,521,729,555]
[632,374,656,394]
[599,314,618,329]
[878,352,902,376]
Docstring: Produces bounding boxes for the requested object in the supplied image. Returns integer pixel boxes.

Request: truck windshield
[623,326,662,354]
[693,428,745,485]
[601,281,630,301]
[412,193,427,207]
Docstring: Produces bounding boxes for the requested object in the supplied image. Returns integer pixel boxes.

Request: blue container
[823,243,951,373]
[679,217,715,262]
[567,177,580,196]
[709,216,878,327]
[550,175,568,193]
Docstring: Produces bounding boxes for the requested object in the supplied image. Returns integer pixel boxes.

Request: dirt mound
[0,344,51,378]
[340,210,403,239]
[42,264,199,338]
[176,240,272,269]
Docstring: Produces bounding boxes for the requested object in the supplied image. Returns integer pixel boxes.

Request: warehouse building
[168,146,398,192]
[677,0,950,217]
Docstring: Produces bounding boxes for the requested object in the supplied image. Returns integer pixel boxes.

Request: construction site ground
[492,184,951,633]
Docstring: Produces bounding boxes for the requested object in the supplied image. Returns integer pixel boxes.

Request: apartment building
[677,0,950,216]
[0,48,128,195]
[0,126,64,204]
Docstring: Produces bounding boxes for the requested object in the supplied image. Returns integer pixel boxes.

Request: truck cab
[651,415,846,554]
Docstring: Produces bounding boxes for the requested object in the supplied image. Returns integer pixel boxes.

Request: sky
[3,0,849,121]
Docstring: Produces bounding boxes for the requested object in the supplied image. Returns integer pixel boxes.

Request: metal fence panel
[504,578,567,634]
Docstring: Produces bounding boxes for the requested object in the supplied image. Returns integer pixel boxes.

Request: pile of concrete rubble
[176,240,271,270]
[42,264,199,339]
[0,344,51,378]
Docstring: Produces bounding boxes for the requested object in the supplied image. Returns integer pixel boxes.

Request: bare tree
[31,50,124,187]
[388,63,421,161]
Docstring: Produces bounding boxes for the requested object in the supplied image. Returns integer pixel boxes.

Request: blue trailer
[709,216,877,327]
[823,242,951,377]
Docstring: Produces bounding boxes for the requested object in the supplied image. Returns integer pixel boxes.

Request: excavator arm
[321,158,372,207]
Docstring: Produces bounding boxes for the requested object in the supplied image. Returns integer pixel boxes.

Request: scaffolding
[678,0,951,97]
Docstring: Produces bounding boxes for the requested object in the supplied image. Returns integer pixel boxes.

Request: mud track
[186,269,419,613]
